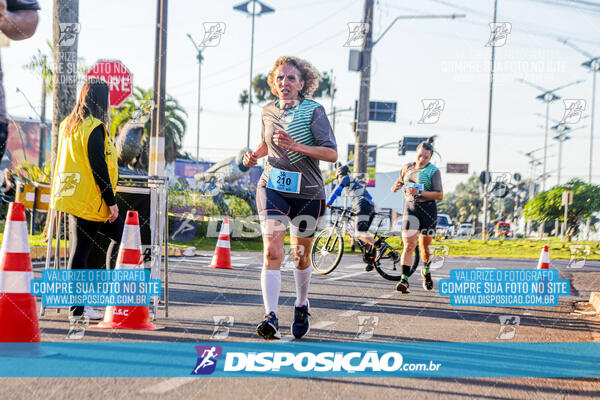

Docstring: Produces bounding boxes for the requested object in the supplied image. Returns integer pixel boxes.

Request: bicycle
[310,206,419,281]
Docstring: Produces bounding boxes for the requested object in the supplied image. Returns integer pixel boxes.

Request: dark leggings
[68,214,124,316]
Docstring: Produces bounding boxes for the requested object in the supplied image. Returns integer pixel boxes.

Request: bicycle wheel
[374,242,403,281]
[310,227,344,275]
[408,245,420,277]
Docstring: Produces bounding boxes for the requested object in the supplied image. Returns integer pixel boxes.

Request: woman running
[391,140,443,293]
[243,56,337,340]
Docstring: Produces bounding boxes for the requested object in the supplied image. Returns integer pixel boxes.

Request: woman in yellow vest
[50,78,123,320]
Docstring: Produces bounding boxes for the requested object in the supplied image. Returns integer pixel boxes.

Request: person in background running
[50,78,123,321]
[326,164,378,271]
[243,56,337,340]
[391,140,443,293]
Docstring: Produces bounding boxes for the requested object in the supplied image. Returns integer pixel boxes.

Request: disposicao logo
[191,345,222,375]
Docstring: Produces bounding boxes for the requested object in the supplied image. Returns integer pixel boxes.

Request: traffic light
[397,139,405,156]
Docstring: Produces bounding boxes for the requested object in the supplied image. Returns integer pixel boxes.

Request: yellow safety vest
[51,116,118,222]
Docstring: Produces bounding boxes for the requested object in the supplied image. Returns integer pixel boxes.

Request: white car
[457,223,475,236]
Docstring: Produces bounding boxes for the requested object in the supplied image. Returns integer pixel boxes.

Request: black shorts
[403,200,437,236]
[353,201,375,232]
[257,187,324,237]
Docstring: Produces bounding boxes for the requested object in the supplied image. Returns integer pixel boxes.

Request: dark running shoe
[291,302,311,339]
[422,271,433,291]
[256,312,281,340]
[396,278,410,293]
[365,263,374,272]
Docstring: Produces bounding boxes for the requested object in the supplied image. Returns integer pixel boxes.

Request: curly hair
[267,56,321,99]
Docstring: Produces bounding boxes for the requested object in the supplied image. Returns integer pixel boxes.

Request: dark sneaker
[365,263,374,272]
[256,312,281,340]
[291,302,311,339]
[396,278,410,293]
[422,271,433,291]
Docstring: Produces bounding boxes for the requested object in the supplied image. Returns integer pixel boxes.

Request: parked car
[457,223,474,236]
[494,221,512,238]
[436,214,454,238]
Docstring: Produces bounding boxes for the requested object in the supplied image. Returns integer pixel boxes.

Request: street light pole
[482,0,498,242]
[234,0,275,149]
[187,33,204,162]
[247,0,256,149]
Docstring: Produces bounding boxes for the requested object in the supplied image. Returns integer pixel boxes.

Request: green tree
[439,174,484,225]
[24,40,89,96]
[238,71,334,108]
[109,87,188,167]
[523,179,600,241]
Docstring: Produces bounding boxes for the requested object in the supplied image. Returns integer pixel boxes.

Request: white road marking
[361,301,377,307]
[326,271,369,281]
[312,320,335,330]
[378,293,394,299]
[140,378,194,394]
[339,310,360,317]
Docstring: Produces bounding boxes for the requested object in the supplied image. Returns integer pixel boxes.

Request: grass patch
[2,228,598,260]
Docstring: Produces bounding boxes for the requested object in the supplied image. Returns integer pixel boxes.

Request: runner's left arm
[419,169,443,201]
[275,106,337,162]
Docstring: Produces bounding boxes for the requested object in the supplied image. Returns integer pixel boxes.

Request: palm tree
[110,86,188,169]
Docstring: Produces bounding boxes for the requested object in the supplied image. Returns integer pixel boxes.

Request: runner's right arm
[391,166,406,192]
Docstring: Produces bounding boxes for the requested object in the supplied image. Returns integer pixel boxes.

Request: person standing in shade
[243,56,337,340]
[50,78,123,320]
[391,140,443,293]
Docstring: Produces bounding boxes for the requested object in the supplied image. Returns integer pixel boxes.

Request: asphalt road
[3,253,600,399]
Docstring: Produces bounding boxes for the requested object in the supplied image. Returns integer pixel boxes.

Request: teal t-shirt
[399,162,443,202]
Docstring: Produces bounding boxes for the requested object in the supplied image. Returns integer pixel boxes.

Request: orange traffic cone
[0,202,43,356]
[537,245,550,269]
[95,211,162,330]
[209,218,233,269]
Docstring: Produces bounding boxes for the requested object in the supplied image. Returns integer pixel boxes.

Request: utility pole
[51,0,79,174]
[150,0,168,176]
[351,3,464,180]
[482,0,498,241]
[353,0,374,182]
[187,33,204,162]
[39,55,48,167]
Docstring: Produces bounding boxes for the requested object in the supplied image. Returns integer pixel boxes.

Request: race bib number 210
[267,167,301,194]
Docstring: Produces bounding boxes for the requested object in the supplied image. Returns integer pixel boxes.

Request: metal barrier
[41,175,169,319]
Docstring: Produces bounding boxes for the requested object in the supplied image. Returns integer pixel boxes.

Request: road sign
[369,101,396,122]
[354,100,397,125]
[562,190,573,206]
[86,59,133,108]
[447,163,469,174]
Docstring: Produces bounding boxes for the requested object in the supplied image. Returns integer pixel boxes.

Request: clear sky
[2,0,599,191]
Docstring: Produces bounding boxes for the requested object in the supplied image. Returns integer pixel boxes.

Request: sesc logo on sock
[191,345,223,375]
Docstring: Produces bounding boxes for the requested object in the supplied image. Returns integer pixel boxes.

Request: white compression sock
[261,269,281,315]
[293,267,312,307]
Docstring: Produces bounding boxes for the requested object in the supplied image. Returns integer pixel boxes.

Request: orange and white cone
[209,218,232,269]
[95,210,162,330]
[537,245,550,269]
[0,202,43,356]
